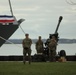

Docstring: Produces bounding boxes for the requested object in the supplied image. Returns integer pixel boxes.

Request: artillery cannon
[45,16,63,45]
[49,16,63,42]
[44,16,63,57]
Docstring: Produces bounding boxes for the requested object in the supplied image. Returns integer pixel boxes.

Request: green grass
[0,61,76,75]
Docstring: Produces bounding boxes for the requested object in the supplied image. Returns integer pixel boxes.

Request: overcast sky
[0,0,76,39]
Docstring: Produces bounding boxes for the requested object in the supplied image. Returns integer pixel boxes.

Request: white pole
[8,0,14,16]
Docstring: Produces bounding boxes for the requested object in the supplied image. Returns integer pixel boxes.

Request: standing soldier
[22,33,32,64]
[36,36,44,54]
[48,36,57,62]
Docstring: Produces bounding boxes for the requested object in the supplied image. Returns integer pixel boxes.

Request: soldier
[35,36,44,54]
[22,33,32,64]
[44,34,52,56]
[58,50,66,62]
[48,36,57,62]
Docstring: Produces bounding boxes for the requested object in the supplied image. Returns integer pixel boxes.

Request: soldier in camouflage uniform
[22,34,32,64]
[36,36,44,54]
[48,36,57,62]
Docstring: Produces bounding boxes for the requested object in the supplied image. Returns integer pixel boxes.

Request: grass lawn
[0,61,76,75]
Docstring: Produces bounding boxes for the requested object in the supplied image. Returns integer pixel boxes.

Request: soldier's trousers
[49,49,56,62]
[23,48,31,64]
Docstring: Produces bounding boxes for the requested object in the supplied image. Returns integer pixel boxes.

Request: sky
[0,0,76,39]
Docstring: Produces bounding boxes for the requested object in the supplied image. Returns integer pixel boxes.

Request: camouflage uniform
[22,38,32,64]
[48,38,57,62]
[36,36,44,54]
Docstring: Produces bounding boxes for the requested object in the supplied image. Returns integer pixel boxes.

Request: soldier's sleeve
[30,39,32,44]
[42,41,44,47]
[55,40,57,45]
[36,41,39,50]
[42,41,44,50]
[22,39,24,48]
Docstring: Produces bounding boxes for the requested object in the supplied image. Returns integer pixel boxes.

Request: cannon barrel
[55,16,63,34]
[49,16,63,42]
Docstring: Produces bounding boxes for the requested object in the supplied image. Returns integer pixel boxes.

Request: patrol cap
[25,33,29,36]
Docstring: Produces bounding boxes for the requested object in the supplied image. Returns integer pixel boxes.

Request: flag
[0,15,15,23]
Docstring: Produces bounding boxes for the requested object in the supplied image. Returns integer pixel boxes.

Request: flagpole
[8,0,14,16]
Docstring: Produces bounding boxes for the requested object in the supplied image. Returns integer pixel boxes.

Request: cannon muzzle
[55,16,63,34]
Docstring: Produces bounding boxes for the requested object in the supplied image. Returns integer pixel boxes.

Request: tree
[66,0,76,5]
